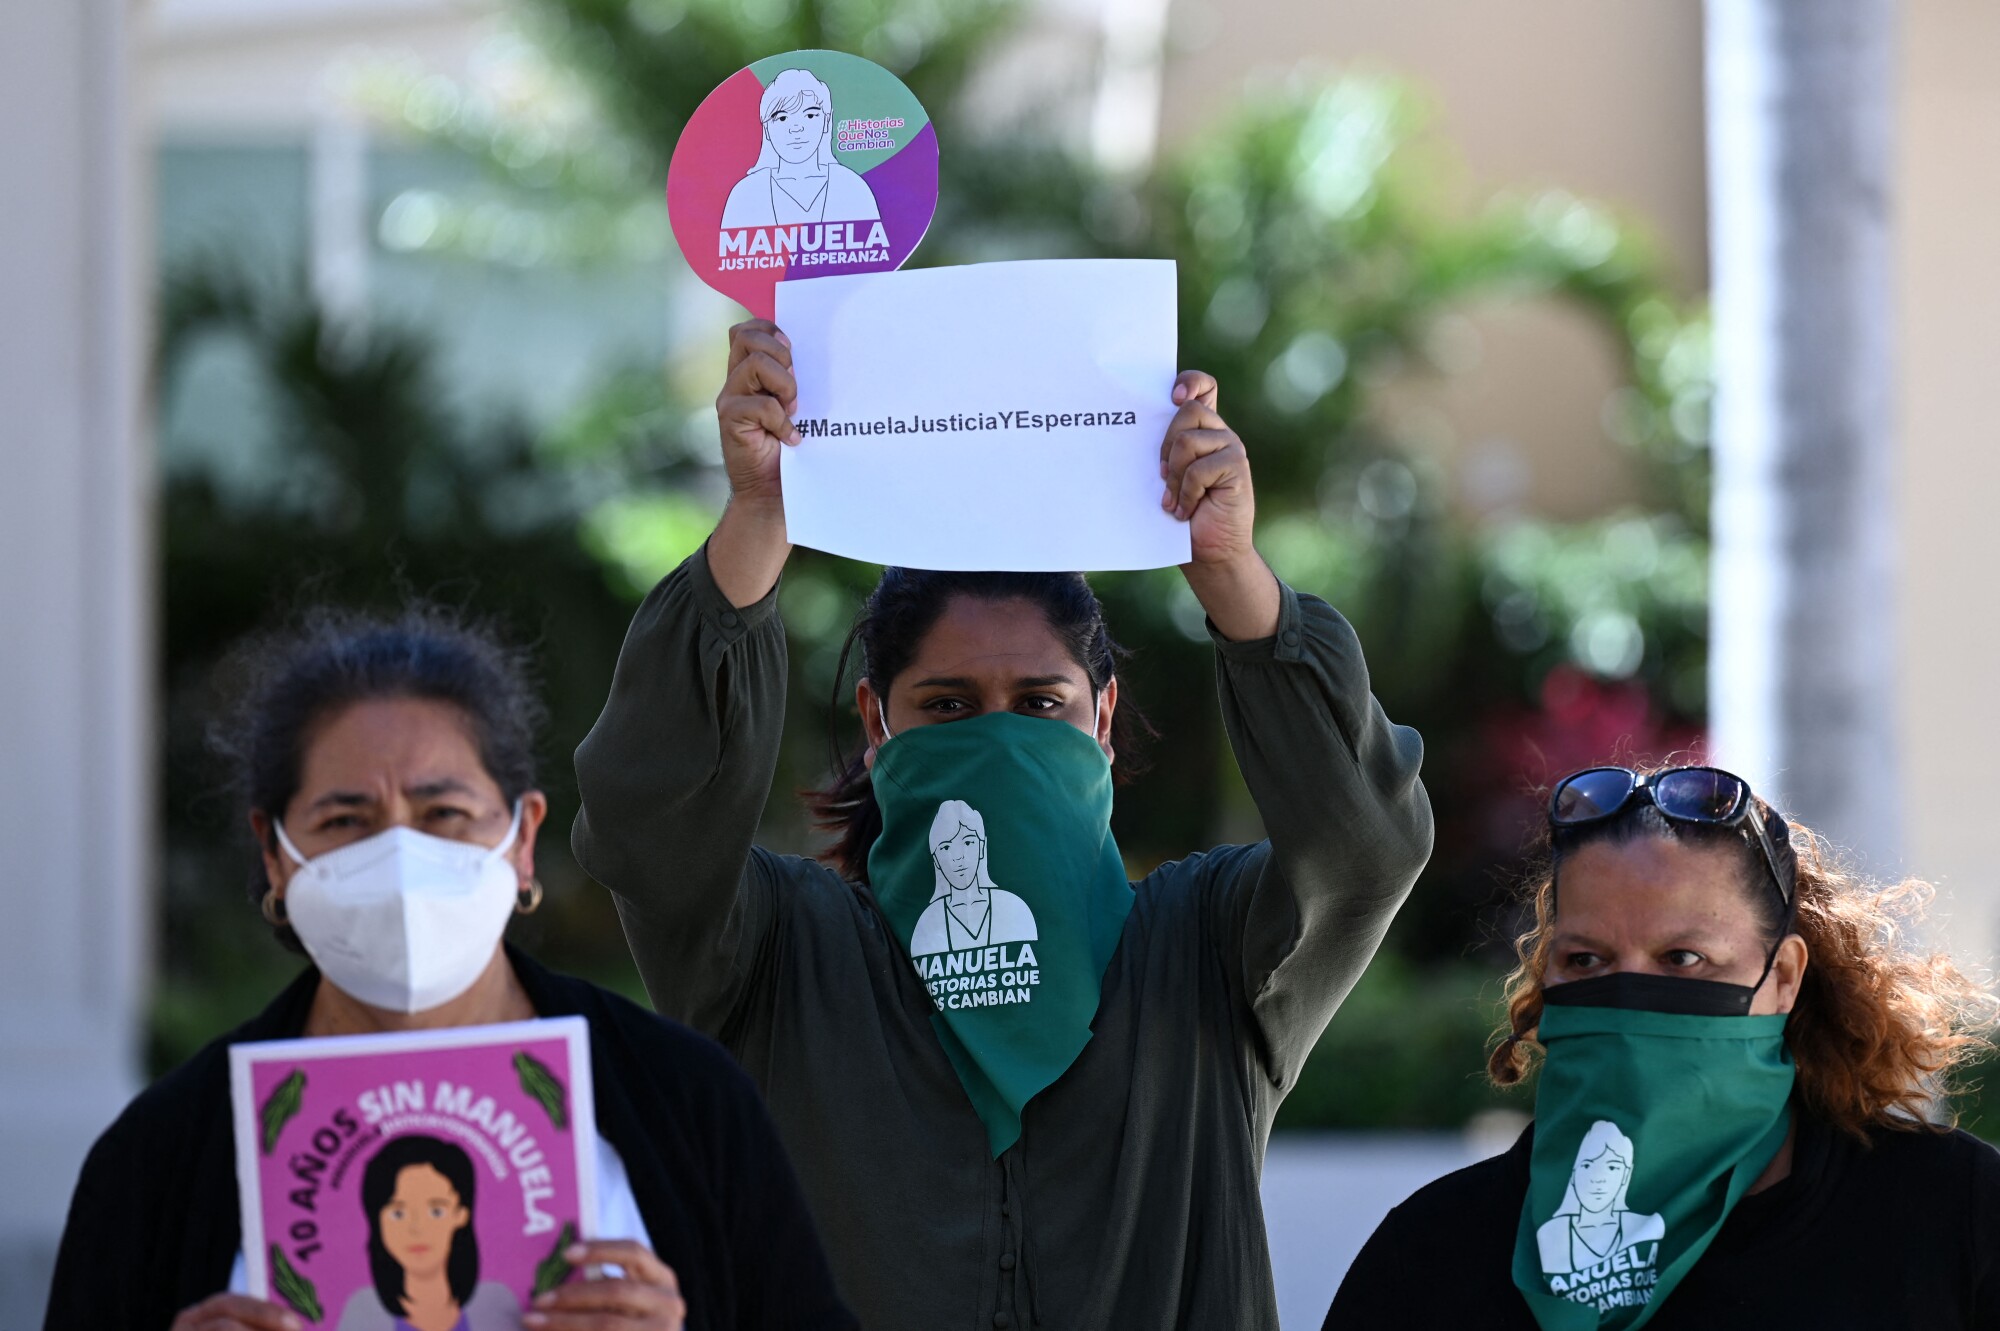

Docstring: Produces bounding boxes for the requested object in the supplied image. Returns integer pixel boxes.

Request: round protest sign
[668,50,939,320]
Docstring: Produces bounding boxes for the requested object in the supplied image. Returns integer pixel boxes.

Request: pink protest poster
[229,1018,597,1331]
[667,48,939,320]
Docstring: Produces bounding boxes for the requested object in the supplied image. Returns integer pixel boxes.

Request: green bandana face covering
[867,710,1134,1156]
[1512,972,1796,1330]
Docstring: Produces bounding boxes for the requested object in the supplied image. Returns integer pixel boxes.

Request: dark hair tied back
[808,568,1150,879]
[208,604,545,948]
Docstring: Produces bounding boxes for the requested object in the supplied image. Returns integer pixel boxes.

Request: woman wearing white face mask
[44,607,856,1331]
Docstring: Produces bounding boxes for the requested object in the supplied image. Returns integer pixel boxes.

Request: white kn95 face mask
[273,803,522,1014]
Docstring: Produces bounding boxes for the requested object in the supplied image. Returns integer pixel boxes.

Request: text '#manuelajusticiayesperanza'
[795,409,1142,438]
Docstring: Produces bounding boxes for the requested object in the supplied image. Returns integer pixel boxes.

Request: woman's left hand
[523,1240,685,1330]
[1162,371,1282,641]
[1160,370,1255,567]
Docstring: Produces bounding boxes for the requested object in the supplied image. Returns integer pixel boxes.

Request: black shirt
[43,948,856,1331]
[1325,1110,2000,1329]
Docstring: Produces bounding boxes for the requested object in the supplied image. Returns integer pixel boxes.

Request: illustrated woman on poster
[908,800,1039,956]
[337,1135,516,1331]
[1534,1119,1664,1276]
[719,68,881,228]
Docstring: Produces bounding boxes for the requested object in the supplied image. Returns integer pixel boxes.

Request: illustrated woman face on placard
[1571,1132,1632,1215]
[671,48,936,313]
[760,69,833,168]
[930,800,995,900]
[363,1135,480,1324]
[1536,1117,1664,1277]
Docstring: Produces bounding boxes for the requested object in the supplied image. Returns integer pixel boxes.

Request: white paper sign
[774,258,1191,571]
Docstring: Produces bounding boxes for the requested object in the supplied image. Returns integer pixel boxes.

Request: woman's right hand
[707,319,800,607]
[715,318,799,510]
[169,1294,302,1331]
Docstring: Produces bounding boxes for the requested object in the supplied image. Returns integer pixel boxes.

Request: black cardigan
[1325,1109,2000,1329]
[43,948,857,1331]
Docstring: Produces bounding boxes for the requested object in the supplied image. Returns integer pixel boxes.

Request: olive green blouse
[574,547,1433,1331]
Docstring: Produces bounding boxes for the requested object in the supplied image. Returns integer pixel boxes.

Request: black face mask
[1542,972,1757,1018]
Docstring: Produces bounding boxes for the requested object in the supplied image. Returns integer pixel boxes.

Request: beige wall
[1163,0,1708,279]
[1160,0,1708,523]
[147,0,498,133]
[1897,0,2000,963]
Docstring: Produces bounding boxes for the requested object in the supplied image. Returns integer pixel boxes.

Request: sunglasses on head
[1549,765,1794,908]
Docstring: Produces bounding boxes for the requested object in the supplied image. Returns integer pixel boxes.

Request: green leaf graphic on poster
[533,1221,579,1297]
[270,1244,324,1323]
[514,1050,569,1129]
[232,1020,595,1325]
[259,1069,306,1155]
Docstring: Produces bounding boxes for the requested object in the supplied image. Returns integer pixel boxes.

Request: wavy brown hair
[1488,770,1999,1140]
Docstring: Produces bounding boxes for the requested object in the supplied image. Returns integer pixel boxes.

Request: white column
[0,0,149,1320]
[1705,0,1899,872]
[310,99,371,342]
[1091,0,1172,173]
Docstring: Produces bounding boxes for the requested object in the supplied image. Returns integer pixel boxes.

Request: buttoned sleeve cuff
[1205,577,1307,664]
[688,539,783,644]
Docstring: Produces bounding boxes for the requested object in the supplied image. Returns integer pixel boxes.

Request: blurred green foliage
[155,264,650,1067]
[1274,955,1520,1131]
[1959,1057,2000,1141]
[155,0,1722,1128]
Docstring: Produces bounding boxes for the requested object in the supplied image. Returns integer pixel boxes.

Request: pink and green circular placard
[667,50,939,320]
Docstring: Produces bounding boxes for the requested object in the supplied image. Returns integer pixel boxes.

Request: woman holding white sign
[572,320,1434,1330]
[45,608,854,1331]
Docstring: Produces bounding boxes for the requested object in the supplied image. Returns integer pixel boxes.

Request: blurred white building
[0,0,149,1324]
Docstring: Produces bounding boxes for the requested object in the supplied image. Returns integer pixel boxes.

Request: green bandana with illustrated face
[1512,975,1796,1329]
[867,711,1134,1156]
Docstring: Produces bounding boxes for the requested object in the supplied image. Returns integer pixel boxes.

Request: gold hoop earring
[261,890,288,927]
[515,879,544,915]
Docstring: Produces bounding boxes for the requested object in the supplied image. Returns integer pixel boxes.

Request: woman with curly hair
[1325,763,2000,1330]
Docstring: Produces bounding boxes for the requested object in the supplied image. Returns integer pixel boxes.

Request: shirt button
[1000,1252,1017,1270]
[993,1315,1012,1329]
[719,610,740,629]
[1280,628,1300,647]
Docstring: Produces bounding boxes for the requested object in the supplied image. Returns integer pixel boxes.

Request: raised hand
[1160,370,1281,642]
[1160,370,1255,567]
[708,320,800,607]
[715,318,799,508]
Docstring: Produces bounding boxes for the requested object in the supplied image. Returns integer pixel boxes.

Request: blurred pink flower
[1474,665,1704,853]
